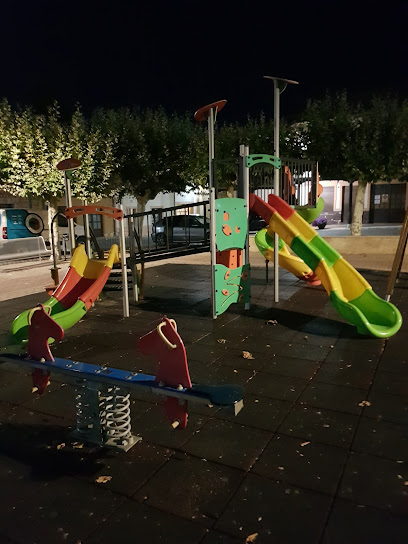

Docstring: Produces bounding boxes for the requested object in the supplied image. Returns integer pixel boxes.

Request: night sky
[1,1,407,122]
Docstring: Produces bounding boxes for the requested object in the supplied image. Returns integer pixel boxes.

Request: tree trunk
[134,193,151,301]
[350,180,367,236]
[47,197,60,260]
[135,194,149,237]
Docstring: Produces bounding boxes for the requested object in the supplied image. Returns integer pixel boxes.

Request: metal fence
[249,157,318,207]
[124,200,211,264]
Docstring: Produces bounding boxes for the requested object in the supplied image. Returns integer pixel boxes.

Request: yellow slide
[254,228,321,286]
[250,193,402,338]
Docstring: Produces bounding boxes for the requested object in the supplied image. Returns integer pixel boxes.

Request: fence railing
[249,157,318,207]
[123,200,211,264]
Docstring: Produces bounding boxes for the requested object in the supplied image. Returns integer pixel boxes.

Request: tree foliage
[300,92,408,233]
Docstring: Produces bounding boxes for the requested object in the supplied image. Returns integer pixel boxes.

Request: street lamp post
[263,76,299,302]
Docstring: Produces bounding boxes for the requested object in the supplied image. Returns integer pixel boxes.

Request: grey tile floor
[0,262,407,543]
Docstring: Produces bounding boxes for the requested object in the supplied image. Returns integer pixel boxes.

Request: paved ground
[320,224,402,237]
[0,254,407,543]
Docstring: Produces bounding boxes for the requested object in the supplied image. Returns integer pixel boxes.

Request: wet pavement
[0,258,407,543]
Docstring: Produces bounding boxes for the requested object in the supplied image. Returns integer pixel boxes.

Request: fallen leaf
[57,443,65,450]
[300,441,310,447]
[358,401,371,407]
[242,351,255,360]
[72,442,84,449]
[397,475,403,480]
[217,338,227,344]
[95,476,112,484]
[266,320,277,325]
[246,533,259,543]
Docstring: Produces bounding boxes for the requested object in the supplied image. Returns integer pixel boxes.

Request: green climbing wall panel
[214,264,250,316]
[215,198,248,252]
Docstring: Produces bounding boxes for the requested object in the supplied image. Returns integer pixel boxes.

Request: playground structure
[1,153,244,450]
[1,83,404,459]
[2,306,243,450]
[195,97,402,338]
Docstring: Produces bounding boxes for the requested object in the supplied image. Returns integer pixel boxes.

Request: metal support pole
[64,171,76,253]
[119,206,130,318]
[273,80,280,303]
[243,145,250,310]
[208,108,217,319]
[129,216,139,303]
[83,200,92,257]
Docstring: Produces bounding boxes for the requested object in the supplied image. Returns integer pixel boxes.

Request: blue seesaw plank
[0,354,244,412]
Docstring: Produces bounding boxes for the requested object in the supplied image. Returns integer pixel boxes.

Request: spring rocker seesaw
[0,305,244,451]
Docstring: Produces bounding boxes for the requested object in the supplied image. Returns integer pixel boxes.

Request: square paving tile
[299,317,344,338]
[21,382,77,421]
[339,452,408,515]
[245,372,308,402]
[0,405,73,459]
[298,382,366,415]
[313,362,376,390]
[252,433,348,495]
[237,337,283,355]
[322,498,408,544]
[131,405,208,450]
[181,419,272,470]
[352,417,408,461]
[0,369,35,405]
[262,355,321,380]
[0,453,45,507]
[371,370,408,397]
[364,390,408,425]
[215,394,293,432]
[215,474,331,543]
[324,348,379,366]
[201,530,241,544]
[0,475,125,544]
[334,336,385,354]
[276,342,331,361]
[214,349,269,371]
[291,330,339,347]
[86,499,207,544]
[278,405,358,449]
[133,454,244,526]
[82,441,174,496]
[378,352,408,374]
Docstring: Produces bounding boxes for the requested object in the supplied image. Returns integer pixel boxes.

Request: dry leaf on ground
[246,533,259,543]
[217,338,227,344]
[266,320,278,325]
[358,400,371,407]
[95,476,112,484]
[242,351,255,360]
[300,441,310,447]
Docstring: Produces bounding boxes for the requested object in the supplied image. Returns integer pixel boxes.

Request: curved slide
[11,244,119,344]
[250,193,402,338]
[255,228,321,286]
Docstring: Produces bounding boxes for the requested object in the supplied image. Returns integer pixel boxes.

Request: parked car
[152,215,210,245]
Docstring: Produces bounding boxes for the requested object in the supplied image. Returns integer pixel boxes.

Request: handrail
[124,200,210,219]
[66,205,123,221]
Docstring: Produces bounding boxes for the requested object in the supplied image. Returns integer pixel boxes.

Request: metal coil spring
[74,383,103,437]
[100,386,132,445]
